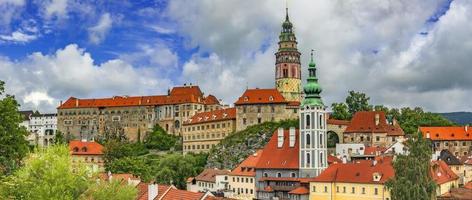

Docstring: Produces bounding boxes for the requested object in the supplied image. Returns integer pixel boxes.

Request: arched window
[175,120,180,129]
[319,114,323,128]
[263,173,268,177]
[306,133,311,146]
[306,114,311,128]
[320,152,324,165]
[307,153,311,165]
[81,147,87,152]
[277,172,282,178]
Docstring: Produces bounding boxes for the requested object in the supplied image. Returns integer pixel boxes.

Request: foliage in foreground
[0,80,30,175]
[144,125,181,151]
[0,145,137,200]
[386,132,436,200]
[206,119,299,170]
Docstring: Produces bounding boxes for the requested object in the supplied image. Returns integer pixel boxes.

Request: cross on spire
[311,49,314,62]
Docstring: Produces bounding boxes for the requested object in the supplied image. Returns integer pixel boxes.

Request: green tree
[144,125,180,151]
[0,80,29,175]
[105,156,155,182]
[0,145,90,199]
[386,132,437,200]
[330,102,350,120]
[54,130,67,145]
[103,140,149,164]
[396,107,455,135]
[81,180,137,200]
[154,154,202,189]
[345,90,372,115]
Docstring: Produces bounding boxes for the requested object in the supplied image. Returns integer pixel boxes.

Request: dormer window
[244,97,248,101]
[269,96,274,101]
[81,147,87,152]
[73,147,79,152]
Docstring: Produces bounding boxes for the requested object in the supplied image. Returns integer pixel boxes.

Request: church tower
[275,8,301,102]
[299,50,328,178]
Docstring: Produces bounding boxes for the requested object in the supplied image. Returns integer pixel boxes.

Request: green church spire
[302,50,324,107]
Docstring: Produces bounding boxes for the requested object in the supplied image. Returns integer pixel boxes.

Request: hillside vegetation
[439,112,472,125]
[206,119,298,170]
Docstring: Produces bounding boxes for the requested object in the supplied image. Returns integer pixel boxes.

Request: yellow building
[431,160,460,197]
[69,140,104,173]
[309,157,394,200]
[227,149,263,200]
[182,108,236,154]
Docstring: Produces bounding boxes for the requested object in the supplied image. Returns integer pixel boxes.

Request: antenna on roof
[246,82,249,90]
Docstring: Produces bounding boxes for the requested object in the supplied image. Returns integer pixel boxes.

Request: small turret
[302,50,324,107]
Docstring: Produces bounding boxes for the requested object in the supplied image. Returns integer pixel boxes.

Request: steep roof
[58,85,220,109]
[312,156,394,184]
[69,140,104,155]
[327,155,342,165]
[420,126,472,141]
[194,168,230,183]
[344,111,404,136]
[255,128,299,169]
[19,110,34,120]
[136,183,211,200]
[184,108,236,125]
[431,160,459,185]
[438,149,463,166]
[234,88,288,105]
[230,149,264,177]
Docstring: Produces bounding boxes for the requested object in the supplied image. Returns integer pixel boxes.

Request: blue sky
[1,0,471,113]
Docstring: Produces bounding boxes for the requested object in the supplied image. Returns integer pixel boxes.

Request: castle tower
[275,8,302,102]
[299,50,328,178]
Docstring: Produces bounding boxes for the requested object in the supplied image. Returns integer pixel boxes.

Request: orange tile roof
[420,126,472,141]
[230,149,264,177]
[194,168,230,183]
[255,129,299,169]
[184,108,236,125]
[234,88,288,105]
[431,160,459,185]
[327,119,350,126]
[312,156,394,184]
[161,187,206,200]
[288,186,309,195]
[345,111,404,136]
[328,155,342,165]
[69,140,103,155]
[58,86,220,109]
[465,182,472,189]
[460,155,472,165]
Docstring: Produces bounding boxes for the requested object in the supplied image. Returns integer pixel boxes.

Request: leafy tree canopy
[0,145,137,200]
[144,125,181,151]
[0,80,29,175]
[386,132,437,200]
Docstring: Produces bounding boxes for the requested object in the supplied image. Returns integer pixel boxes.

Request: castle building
[275,8,302,102]
[234,88,299,131]
[343,111,405,148]
[57,85,221,141]
[421,126,472,157]
[182,108,236,154]
[299,51,328,178]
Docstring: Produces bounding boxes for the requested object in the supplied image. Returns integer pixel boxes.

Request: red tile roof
[465,182,472,189]
[312,156,394,184]
[460,155,472,165]
[288,186,309,195]
[364,146,387,156]
[194,168,230,183]
[328,155,342,165]
[420,126,472,141]
[234,88,288,105]
[184,108,236,125]
[431,160,459,185]
[230,149,264,177]
[327,119,350,126]
[58,86,220,109]
[69,140,103,155]
[344,111,404,136]
[255,128,299,169]
[136,183,210,200]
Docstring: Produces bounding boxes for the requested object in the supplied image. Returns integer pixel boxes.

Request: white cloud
[43,0,68,19]
[0,44,173,112]
[166,0,472,112]
[0,31,37,43]
[0,0,25,28]
[88,13,113,44]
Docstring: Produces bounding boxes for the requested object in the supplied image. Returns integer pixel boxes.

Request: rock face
[205,119,298,170]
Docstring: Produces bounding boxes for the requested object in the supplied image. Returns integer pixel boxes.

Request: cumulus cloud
[167,0,472,112]
[88,13,113,44]
[0,44,172,112]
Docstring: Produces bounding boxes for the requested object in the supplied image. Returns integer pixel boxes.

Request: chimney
[75,99,79,107]
[375,113,380,126]
[342,157,347,164]
[277,128,284,148]
[426,132,430,139]
[372,160,377,166]
[466,125,469,132]
[289,127,296,147]
[60,100,63,106]
[148,183,158,200]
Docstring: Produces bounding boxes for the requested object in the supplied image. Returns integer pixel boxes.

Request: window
[263,173,268,177]
[352,187,355,194]
[362,187,365,194]
[312,186,316,192]
[291,172,296,178]
[306,133,311,146]
[258,118,262,124]
[343,187,346,193]
[283,69,288,78]
[243,118,247,125]
[376,136,380,141]
[257,106,261,113]
[277,172,282,177]
[306,153,311,165]
[271,105,275,113]
[324,186,328,192]
[374,188,378,195]
[306,114,311,128]
[336,186,339,192]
